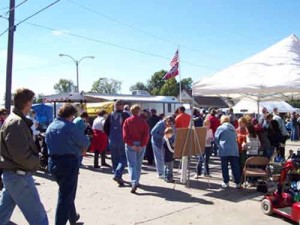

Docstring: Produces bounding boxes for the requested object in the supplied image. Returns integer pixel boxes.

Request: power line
[16,0,60,26]
[66,0,220,59]
[66,0,176,46]
[0,62,69,72]
[3,0,28,16]
[0,0,61,37]
[23,21,217,71]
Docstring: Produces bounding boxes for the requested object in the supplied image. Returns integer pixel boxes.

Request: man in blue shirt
[46,104,89,225]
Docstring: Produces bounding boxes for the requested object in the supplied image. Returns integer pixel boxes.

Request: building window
[168,103,172,113]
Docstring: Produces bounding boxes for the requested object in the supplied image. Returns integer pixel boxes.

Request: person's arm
[165,138,174,153]
[209,129,214,142]
[69,124,90,151]
[103,114,111,136]
[4,120,39,170]
[214,127,221,144]
[122,119,133,146]
[151,122,161,139]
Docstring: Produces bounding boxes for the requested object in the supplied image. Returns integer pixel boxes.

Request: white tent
[233,99,296,114]
[192,34,300,101]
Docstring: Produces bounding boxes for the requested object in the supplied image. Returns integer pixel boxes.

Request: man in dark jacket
[0,88,48,225]
[104,100,130,186]
[145,109,160,165]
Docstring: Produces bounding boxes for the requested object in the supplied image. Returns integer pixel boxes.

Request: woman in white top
[195,119,214,178]
[91,110,109,168]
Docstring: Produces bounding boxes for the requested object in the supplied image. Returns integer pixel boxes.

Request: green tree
[53,79,75,93]
[160,78,178,96]
[90,77,121,94]
[180,77,193,90]
[146,70,167,95]
[129,82,148,92]
[33,94,44,104]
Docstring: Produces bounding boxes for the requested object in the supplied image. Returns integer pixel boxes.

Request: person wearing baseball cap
[104,100,130,186]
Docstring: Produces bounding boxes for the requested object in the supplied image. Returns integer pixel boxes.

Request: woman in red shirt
[123,104,149,193]
[236,117,248,177]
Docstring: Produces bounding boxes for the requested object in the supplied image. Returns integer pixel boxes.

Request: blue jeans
[0,171,48,225]
[197,146,211,175]
[164,161,174,181]
[48,156,79,225]
[265,146,275,159]
[151,142,165,177]
[110,142,127,179]
[220,156,241,184]
[125,143,146,187]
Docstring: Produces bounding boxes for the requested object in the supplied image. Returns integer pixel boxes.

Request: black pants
[279,135,289,158]
[94,150,107,167]
[145,138,154,165]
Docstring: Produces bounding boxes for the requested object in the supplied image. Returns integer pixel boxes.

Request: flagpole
[178,46,182,102]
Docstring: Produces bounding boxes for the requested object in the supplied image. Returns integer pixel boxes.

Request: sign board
[174,127,207,158]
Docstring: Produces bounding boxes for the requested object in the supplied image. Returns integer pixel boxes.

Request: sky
[0,0,300,104]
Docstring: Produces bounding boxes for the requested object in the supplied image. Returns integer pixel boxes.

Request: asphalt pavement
[9,141,300,225]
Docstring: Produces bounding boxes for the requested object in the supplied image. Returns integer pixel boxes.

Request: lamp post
[59,54,95,92]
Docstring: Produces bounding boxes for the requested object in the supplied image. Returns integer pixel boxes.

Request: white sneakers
[194,174,200,179]
[221,182,228,188]
[235,183,242,189]
[221,182,241,189]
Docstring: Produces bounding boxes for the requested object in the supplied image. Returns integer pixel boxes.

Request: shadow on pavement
[34,171,55,181]
[203,186,263,203]
[187,179,221,190]
[137,184,214,205]
[80,165,113,175]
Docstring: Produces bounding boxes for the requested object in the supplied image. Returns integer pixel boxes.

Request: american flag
[170,50,179,67]
[163,63,179,80]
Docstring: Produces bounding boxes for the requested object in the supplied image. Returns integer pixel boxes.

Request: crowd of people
[0,88,298,225]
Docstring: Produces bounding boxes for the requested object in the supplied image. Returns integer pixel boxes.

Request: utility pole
[5,0,16,112]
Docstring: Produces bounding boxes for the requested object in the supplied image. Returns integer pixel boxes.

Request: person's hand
[242,142,246,150]
[82,148,87,155]
[131,145,139,151]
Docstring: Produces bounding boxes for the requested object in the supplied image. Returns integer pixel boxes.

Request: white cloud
[51,30,68,37]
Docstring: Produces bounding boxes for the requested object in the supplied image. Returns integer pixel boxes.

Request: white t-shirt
[245,136,261,155]
[92,116,105,131]
[27,116,40,136]
[205,128,214,147]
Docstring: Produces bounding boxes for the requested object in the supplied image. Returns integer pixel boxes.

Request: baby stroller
[261,157,300,224]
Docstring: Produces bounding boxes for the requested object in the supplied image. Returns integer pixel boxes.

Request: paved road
[10,141,300,225]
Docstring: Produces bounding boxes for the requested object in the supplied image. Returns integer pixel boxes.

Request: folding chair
[243,156,269,187]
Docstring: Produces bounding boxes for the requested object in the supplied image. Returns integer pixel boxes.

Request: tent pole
[257,97,260,118]
[54,102,57,118]
[178,46,182,102]
[187,97,194,187]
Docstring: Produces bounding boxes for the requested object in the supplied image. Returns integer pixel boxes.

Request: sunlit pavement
[10,141,300,225]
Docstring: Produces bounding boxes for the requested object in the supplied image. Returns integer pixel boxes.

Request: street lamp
[59,53,95,92]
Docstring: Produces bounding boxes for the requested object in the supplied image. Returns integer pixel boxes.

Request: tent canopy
[232,99,296,114]
[192,34,300,101]
[42,92,101,103]
[42,92,180,104]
